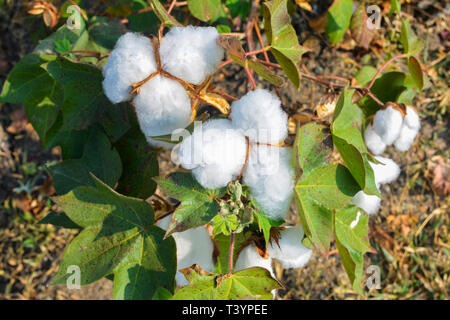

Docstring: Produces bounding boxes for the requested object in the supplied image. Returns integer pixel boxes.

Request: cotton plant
[1,0,427,301]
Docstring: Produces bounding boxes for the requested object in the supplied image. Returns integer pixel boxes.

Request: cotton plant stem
[366,54,407,90]
[228,232,236,273]
[167,0,177,14]
[254,23,270,65]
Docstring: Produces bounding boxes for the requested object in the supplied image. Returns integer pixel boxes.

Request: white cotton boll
[403,106,420,131]
[177,119,247,189]
[230,89,288,144]
[156,216,214,287]
[364,124,386,155]
[268,226,313,269]
[244,146,295,221]
[394,107,420,152]
[133,75,192,138]
[352,190,381,215]
[373,106,404,145]
[370,156,400,185]
[234,244,275,278]
[394,125,419,152]
[159,26,224,85]
[102,32,157,103]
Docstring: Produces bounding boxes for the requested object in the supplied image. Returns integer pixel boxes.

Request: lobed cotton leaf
[364,124,386,155]
[133,75,192,138]
[102,32,157,104]
[159,26,224,85]
[268,226,313,269]
[243,146,295,221]
[352,190,381,215]
[156,216,214,287]
[176,119,247,189]
[230,89,289,144]
[373,106,403,145]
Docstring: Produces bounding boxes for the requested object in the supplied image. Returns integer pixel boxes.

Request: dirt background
[0,0,448,300]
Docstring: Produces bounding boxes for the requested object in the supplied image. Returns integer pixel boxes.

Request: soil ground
[0,1,448,300]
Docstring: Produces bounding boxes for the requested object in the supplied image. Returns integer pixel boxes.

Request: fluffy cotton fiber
[394,107,420,152]
[177,119,247,189]
[370,156,400,185]
[156,216,214,287]
[364,124,386,155]
[352,190,381,215]
[102,32,157,104]
[234,244,275,278]
[268,226,313,269]
[231,89,288,144]
[159,26,224,85]
[133,75,192,138]
[373,106,404,145]
[244,146,295,221]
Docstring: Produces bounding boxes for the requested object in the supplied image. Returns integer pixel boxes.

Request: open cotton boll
[370,156,400,185]
[394,125,419,151]
[177,119,247,189]
[234,244,275,278]
[156,216,214,287]
[102,32,157,104]
[364,124,386,155]
[244,146,295,221]
[133,75,192,138]
[352,190,381,215]
[230,89,288,144]
[394,107,420,152]
[373,106,404,145]
[159,26,224,85]
[268,226,313,269]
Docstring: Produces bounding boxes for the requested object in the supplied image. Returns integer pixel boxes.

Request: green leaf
[295,122,333,178]
[172,266,281,300]
[334,206,371,253]
[154,173,223,237]
[187,0,224,22]
[388,0,401,15]
[350,5,375,50]
[407,56,423,90]
[48,126,122,195]
[24,81,63,144]
[400,19,424,56]
[213,232,249,274]
[148,0,182,27]
[263,0,308,88]
[88,16,126,51]
[212,214,239,236]
[115,124,158,199]
[0,54,55,104]
[34,20,88,54]
[225,0,250,19]
[354,65,377,86]
[325,0,353,44]
[39,211,81,229]
[295,163,359,251]
[335,234,364,294]
[46,57,113,131]
[152,286,173,300]
[128,0,160,33]
[332,89,379,196]
[51,176,176,299]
